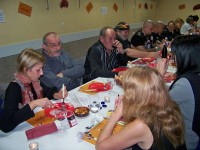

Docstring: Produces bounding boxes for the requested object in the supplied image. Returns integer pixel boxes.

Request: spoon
[85,125,94,130]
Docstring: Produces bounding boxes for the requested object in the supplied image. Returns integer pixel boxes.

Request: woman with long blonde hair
[96,66,186,150]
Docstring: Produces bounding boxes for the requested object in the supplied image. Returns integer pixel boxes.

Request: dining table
[0,77,124,150]
[127,57,176,87]
[0,58,176,150]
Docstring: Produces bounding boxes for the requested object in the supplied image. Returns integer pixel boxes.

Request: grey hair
[99,26,114,37]
[42,32,57,45]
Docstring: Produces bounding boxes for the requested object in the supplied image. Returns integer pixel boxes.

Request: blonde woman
[96,66,186,150]
[0,48,67,133]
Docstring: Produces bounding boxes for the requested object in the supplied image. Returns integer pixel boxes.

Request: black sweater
[0,81,57,133]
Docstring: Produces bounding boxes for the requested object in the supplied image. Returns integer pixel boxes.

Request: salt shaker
[104,96,110,103]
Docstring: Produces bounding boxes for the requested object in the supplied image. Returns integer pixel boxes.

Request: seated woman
[0,48,67,133]
[96,66,186,150]
[174,18,184,36]
[157,34,200,150]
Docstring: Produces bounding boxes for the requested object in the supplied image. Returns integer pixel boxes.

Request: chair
[0,97,3,117]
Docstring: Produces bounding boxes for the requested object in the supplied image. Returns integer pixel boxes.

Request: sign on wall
[0,9,5,23]
[18,2,32,17]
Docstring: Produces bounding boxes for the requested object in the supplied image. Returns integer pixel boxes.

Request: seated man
[83,26,124,83]
[131,20,156,52]
[162,20,177,41]
[115,22,159,66]
[115,22,136,66]
[41,32,85,91]
[152,21,165,43]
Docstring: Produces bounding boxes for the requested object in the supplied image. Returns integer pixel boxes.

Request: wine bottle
[162,45,167,58]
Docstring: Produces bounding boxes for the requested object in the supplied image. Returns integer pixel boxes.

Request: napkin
[141,57,155,62]
[88,82,110,91]
[79,81,110,95]
[83,118,124,145]
[112,67,128,72]
[25,122,58,140]
[26,110,56,127]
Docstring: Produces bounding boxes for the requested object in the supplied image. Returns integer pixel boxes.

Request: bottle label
[67,111,77,127]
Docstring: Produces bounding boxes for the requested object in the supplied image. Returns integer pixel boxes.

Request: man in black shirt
[162,20,177,41]
[115,22,135,66]
[115,22,159,66]
[131,20,155,51]
[83,26,125,83]
[152,21,165,44]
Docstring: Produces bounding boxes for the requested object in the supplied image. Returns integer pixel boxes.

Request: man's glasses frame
[44,41,63,49]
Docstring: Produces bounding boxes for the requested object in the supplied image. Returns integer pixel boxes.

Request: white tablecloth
[0,77,123,150]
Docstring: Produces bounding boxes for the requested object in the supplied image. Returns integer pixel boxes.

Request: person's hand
[56,73,63,78]
[113,95,124,119]
[113,40,123,53]
[156,58,169,76]
[158,43,164,50]
[54,85,68,100]
[114,75,122,86]
[118,70,126,77]
[114,95,123,109]
[148,52,159,58]
[29,98,53,110]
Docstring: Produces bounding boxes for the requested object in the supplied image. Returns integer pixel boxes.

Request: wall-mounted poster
[18,2,32,17]
[179,4,185,10]
[150,4,153,9]
[138,3,142,9]
[86,2,93,13]
[193,4,200,10]
[113,3,118,12]
[0,9,5,23]
[144,3,148,10]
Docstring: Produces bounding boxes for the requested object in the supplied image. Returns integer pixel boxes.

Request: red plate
[147,62,156,68]
[112,67,128,72]
[88,82,111,91]
[44,102,75,117]
[141,57,155,62]
[132,59,145,65]
[164,72,176,82]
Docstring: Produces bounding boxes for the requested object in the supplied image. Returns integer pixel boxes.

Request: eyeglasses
[45,41,63,49]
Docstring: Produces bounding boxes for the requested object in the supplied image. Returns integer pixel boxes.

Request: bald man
[131,20,155,52]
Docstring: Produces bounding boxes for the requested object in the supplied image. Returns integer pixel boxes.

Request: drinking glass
[88,95,101,125]
[107,78,116,95]
[54,109,69,132]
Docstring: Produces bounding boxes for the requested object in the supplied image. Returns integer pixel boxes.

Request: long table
[0,77,123,150]
[128,58,176,87]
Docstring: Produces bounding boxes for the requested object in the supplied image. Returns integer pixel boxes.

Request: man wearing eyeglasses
[41,32,85,91]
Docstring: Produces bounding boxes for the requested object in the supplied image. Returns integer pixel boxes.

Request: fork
[103,81,106,90]
[62,98,65,109]
[61,84,66,109]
